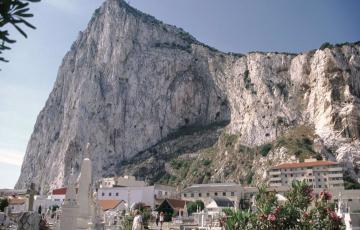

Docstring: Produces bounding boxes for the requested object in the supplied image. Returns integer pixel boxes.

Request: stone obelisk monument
[77,143,93,229]
[59,169,78,230]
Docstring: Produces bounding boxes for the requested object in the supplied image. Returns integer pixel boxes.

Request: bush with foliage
[259,143,272,157]
[224,181,345,229]
[319,42,334,50]
[187,200,205,215]
[0,198,9,212]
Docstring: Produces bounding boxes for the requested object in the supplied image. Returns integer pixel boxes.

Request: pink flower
[268,213,276,222]
[320,191,332,201]
[303,212,309,219]
[329,211,342,222]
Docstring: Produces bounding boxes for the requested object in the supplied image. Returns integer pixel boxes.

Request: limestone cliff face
[16,0,360,189]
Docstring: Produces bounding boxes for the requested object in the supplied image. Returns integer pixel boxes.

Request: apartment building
[268,159,344,189]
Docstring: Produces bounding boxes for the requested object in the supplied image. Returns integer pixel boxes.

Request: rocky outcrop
[16,0,360,189]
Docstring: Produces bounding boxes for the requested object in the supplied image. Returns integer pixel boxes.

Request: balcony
[269,177,281,181]
[269,171,281,176]
[327,173,343,178]
[269,182,282,187]
[328,179,344,184]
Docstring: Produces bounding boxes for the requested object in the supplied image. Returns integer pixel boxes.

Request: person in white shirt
[132,209,143,230]
[159,212,164,229]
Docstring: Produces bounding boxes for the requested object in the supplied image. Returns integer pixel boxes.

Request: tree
[0,0,41,62]
[0,198,9,212]
[224,181,345,230]
[187,200,204,215]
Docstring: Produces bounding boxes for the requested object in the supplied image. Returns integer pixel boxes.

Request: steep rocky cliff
[16,0,360,190]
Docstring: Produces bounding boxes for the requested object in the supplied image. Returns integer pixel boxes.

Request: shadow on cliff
[112,119,230,184]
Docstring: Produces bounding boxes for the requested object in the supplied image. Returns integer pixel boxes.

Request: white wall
[9,203,26,214]
[98,186,155,208]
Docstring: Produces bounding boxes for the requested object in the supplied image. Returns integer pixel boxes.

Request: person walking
[159,212,164,229]
[155,211,159,227]
[132,209,143,230]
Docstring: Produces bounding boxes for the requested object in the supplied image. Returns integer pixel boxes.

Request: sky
[0,0,359,189]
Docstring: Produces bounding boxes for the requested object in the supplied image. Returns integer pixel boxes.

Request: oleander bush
[224,181,345,230]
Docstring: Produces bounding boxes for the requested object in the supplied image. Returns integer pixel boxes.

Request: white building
[268,159,344,189]
[206,197,235,214]
[181,183,241,203]
[100,175,147,188]
[7,197,27,214]
[97,184,178,209]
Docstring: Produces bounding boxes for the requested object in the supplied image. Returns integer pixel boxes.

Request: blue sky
[0,0,359,189]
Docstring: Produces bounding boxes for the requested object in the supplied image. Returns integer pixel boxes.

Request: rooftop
[164,198,187,210]
[211,197,234,208]
[272,160,338,169]
[189,183,240,188]
[52,187,78,195]
[97,199,125,211]
[8,197,26,205]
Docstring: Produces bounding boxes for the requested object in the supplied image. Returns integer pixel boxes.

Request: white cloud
[0,149,24,167]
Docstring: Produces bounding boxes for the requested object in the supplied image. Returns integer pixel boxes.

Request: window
[116,193,119,196]
[223,192,226,196]
[214,192,218,196]
[165,192,168,195]
[207,193,210,197]
[324,178,327,181]
[102,193,105,196]
[109,193,112,196]
[290,174,293,177]
[231,192,235,196]
[184,194,187,197]
[318,179,321,182]
[318,185,322,188]
[199,193,202,197]
[191,193,194,197]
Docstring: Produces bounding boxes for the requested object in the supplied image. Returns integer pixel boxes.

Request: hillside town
[1,154,360,229]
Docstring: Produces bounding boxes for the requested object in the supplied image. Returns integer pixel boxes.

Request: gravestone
[17,212,40,230]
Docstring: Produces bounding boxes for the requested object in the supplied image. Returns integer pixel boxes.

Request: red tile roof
[98,200,125,211]
[273,161,338,169]
[52,187,78,195]
[166,198,187,210]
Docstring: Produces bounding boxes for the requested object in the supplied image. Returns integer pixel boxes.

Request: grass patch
[275,126,316,161]
[223,133,239,147]
[202,159,212,166]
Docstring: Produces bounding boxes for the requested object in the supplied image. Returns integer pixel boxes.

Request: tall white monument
[77,143,93,229]
[59,169,78,230]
